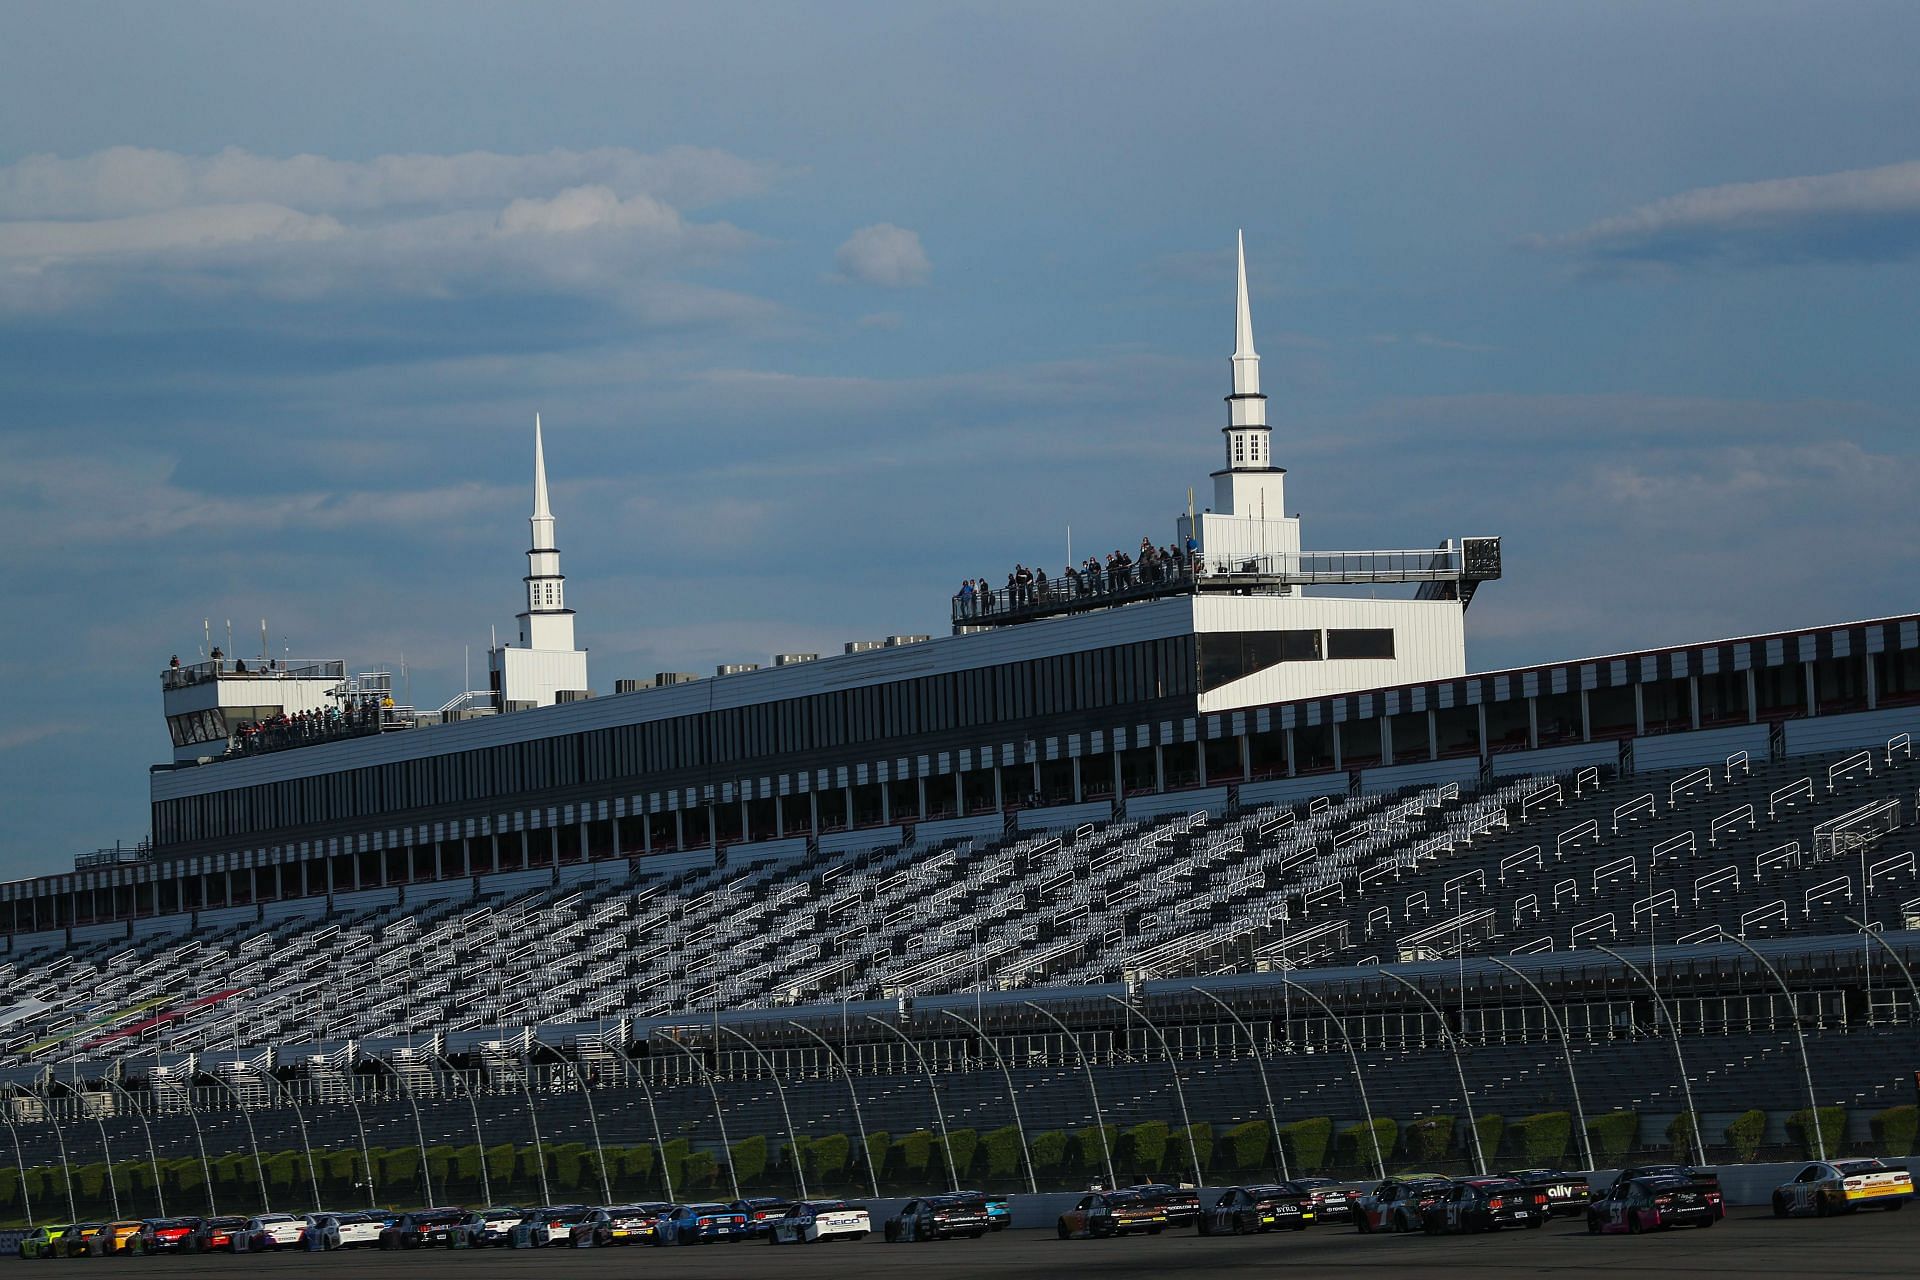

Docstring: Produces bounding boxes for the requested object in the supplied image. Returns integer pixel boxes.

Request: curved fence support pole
[175,1074,218,1215]
[716,1027,808,1200]
[1,1085,36,1226]
[1107,996,1202,1187]
[1023,1001,1117,1190]
[532,1036,612,1205]
[1380,971,1485,1175]
[259,1071,323,1213]
[1716,929,1825,1161]
[864,1015,959,1192]
[1846,916,1920,1019]
[611,1039,675,1203]
[651,1029,741,1201]
[1486,958,1593,1170]
[789,1021,877,1200]
[508,1040,552,1206]
[1190,986,1288,1182]
[428,1052,490,1207]
[1277,977,1385,1180]
[36,1077,78,1220]
[101,1077,166,1218]
[1595,944,1706,1168]
[363,1053,429,1208]
[336,1064,379,1208]
[939,1009,1038,1194]
[68,1073,122,1219]
[203,1073,272,1213]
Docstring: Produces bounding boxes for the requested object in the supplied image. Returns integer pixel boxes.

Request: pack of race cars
[12,1159,1910,1258]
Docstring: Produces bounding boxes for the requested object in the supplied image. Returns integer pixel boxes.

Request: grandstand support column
[863,1015,960,1193]
[531,1036,611,1203]
[360,1053,423,1209]
[716,1027,808,1200]
[33,1077,77,1219]
[1579,689,1592,742]
[101,1076,166,1218]
[1107,996,1203,1187]
[1714,930,1825,1161]
[788,1021,879,1200]
[0,1085,36,1225]
[1485,959,1592,1169]
[1022,1002,1117,1190]
[1844,917,1920,1018]
[607,1038,675,1202]
[1378,972,1485,1175]
[427,1050,492,1206]
[650,1030,741,1200]
[1593,944,1706,1167]
[1071,756,1083,803]
[1277,979,1385,1180]
[1189,987,1288,1181]
[938,1010,1038,1194]
[203,1073,272,1213]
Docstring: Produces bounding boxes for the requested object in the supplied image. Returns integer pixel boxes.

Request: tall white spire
[532,411,552,522]
[1223,229,1270,468]
[492,413,589,709]
[1233,228,1259,373]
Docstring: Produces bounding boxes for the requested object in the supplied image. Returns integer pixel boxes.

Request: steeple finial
[1233,229,1257,360]
[532,413,552,520]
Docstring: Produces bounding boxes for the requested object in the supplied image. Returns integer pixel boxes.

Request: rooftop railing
[161,657,346,690]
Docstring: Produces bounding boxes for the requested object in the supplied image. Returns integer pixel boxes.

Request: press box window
[1327,629,1395,660]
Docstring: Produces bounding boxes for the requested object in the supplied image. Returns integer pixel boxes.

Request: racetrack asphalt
[6,1207,1910,1278]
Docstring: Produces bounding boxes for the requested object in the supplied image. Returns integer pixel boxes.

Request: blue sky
[3,1,1918,877]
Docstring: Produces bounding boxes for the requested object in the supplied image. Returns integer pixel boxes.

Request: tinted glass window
[1327,629,1395,660]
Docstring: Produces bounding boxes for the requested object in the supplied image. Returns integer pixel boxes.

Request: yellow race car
[17,1224,72,1259]
[1772,1159,1913,1217]
[102,1220,150,1254]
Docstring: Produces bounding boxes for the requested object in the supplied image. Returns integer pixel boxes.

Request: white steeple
[1224,228,1272,469]
[490,414,590,710]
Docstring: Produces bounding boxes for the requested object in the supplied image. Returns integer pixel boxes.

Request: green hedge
[1786,1107,1847,1160]
[1587,1111,1638,1165]
[485,1143,518,1188]
[980,1125,1024,1181]
[1870,1105,1917,1158]
[1725,1110,1767,1163]
[1125,1121,1170,1177]
[1666,1112,1700,1158]
[730,1134,768,1186]
[1071,1125,1118,1178]
[1337,1118,1397,1172]
[1473,1114,1505,1166]
[803,1133,849,1183]
[1222,1120,1272,1174]
[1281,1117,1333,1173]
[1405,1115,1454,1166]
[1169,1123,1213,1180]
[681,1150,718,1190]
[894,1129,935,1178]
[863,1131,891,1185]
[1506,1112,1570,1165]
[939,1128,979,1183]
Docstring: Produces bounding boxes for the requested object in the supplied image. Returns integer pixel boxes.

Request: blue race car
[653,1203,751,1245]
[955,1190,1011,1230]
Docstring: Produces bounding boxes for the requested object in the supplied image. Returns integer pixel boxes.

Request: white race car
[304,1211,392,1249]
[768,1200,871,1244]
[1772,1159,1913,1217]
[246,1213,307,1250]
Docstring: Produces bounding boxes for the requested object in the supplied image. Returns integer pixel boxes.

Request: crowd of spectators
[955,535,1198,619]
[228,697,393,757]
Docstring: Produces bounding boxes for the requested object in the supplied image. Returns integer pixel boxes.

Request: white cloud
[0,202,343,260]
[0,145,777,218]
[833,222,930,287]
[1538,158,1920,265]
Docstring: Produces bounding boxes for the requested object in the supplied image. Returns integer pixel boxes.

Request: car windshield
[210,1217,247,1228]
[689,1204,732,1215]
[1834,1160,1886,1175]
[1248,1184,1298,1196]
[610,1205,665,1215]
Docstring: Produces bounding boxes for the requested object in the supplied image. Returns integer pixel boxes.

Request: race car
[16,1225,72,1258]
[136,1218,202,1253]
[1055,1190,1170,1239]
[954,1189,1012,1229]
[473,1207,531,1246]
[188,1215,251,1252]
[768,1199,872,1243]
[604,1203,671,1244]
[523,1205,611,1247]
[377,1208,484,1249]
[654,1202,751,1244]
[302,1210,394,1249]
[60,1222,108,1256]
[731,1197,796,1237]
[1353,1177,1452,1233]
[1603,1165,1725,1219]
[1772,1158,1914,1217]
[1197,1184,1313,1234]
[885,1194,994,1241]
[1292,1177,1361,1224]
[1130,1182,1201,1225]
[248,1212,309,1250]
[1421,1178,1545,1234]
[88,1220,149,1255]
[1586,1174,1717,1234]
[1505,1168,1592,1217]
